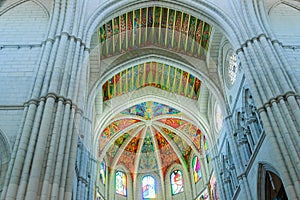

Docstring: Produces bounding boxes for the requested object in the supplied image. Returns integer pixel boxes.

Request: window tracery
[225,50,240,88]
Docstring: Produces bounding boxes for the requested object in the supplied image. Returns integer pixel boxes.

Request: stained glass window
[115,171,127,196]
[192,156,202,183]
[204,135,210,163]
[215,104,223,132]
[142,175,156,199]
[170,170,184,195]
[227,52,238,85]
[100,160,106,185]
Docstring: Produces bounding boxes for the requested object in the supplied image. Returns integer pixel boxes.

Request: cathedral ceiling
[98,101,208,178]
[94,5,214,180]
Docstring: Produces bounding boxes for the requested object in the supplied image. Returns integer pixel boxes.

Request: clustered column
[0,0,89,200]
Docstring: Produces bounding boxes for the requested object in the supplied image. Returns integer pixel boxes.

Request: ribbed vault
[97,101,208,180]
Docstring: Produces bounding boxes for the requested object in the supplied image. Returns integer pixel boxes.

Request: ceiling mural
[99,119,141,152]
[98,101,207,179]
[138,128,158,172]
[98,6,212,60]
[158,118,201,150]
[121,101,181,119]
[102,62,202,101]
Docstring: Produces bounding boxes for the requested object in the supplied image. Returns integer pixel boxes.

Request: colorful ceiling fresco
[102,62,201,101]
[99,119,141,152]
[158,118,201,150]
[121,101,181,119]
[98,101,207,178]
[98,6,212,59]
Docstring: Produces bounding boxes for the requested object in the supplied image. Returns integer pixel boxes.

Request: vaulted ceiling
[93,4,216,181]
[98,101,208,178]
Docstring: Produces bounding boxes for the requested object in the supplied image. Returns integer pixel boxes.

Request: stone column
[0,0,88,199]
[237,34,300,199]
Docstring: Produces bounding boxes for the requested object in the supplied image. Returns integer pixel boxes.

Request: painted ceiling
[98,6,212,59]
[98,101,208,178]
[102,61,202,101]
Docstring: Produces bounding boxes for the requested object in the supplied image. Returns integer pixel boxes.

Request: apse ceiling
[98,6,212,60]
[98,101,208,178]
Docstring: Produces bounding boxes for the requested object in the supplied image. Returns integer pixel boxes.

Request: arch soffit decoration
[0,0,50,17]
[83,0,243,48]
[89,53,227,121]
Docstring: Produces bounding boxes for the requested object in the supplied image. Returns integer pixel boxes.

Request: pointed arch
[115,170,127,196]
[257,162,288,200]
[0,0,50,17]
[142,175,156,199]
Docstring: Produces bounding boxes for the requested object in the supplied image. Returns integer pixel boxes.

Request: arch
[257,162,288,200]
[89,55,226,160]
[135,172,163,199]
[88,52,225,111]
[108,164,133,199]
[83,0,243,49]
[164,163,192,199]
[0,0,50,17]
[170,169,184,195]
[268,1,300,44]
[0,0,49,44]
[141,175,156,199]
[115,170,127,196]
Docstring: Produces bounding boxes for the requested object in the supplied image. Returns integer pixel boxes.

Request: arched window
[142,175,156,199]
[192,156,202,183]
[228,53,238,84]
[115,171,127,196]
[265,171,288,200]
[99,160,106,185]
[204,135,210,163]
[170,170,184,195]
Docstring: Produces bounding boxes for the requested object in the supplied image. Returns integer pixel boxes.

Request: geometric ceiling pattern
[98,6,212,60]
[102,61,202,101]
[98,101,208,179]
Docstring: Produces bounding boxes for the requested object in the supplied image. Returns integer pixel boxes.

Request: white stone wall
[0,2,49,197]
[268,2,300,84]
[0,0,49,138]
